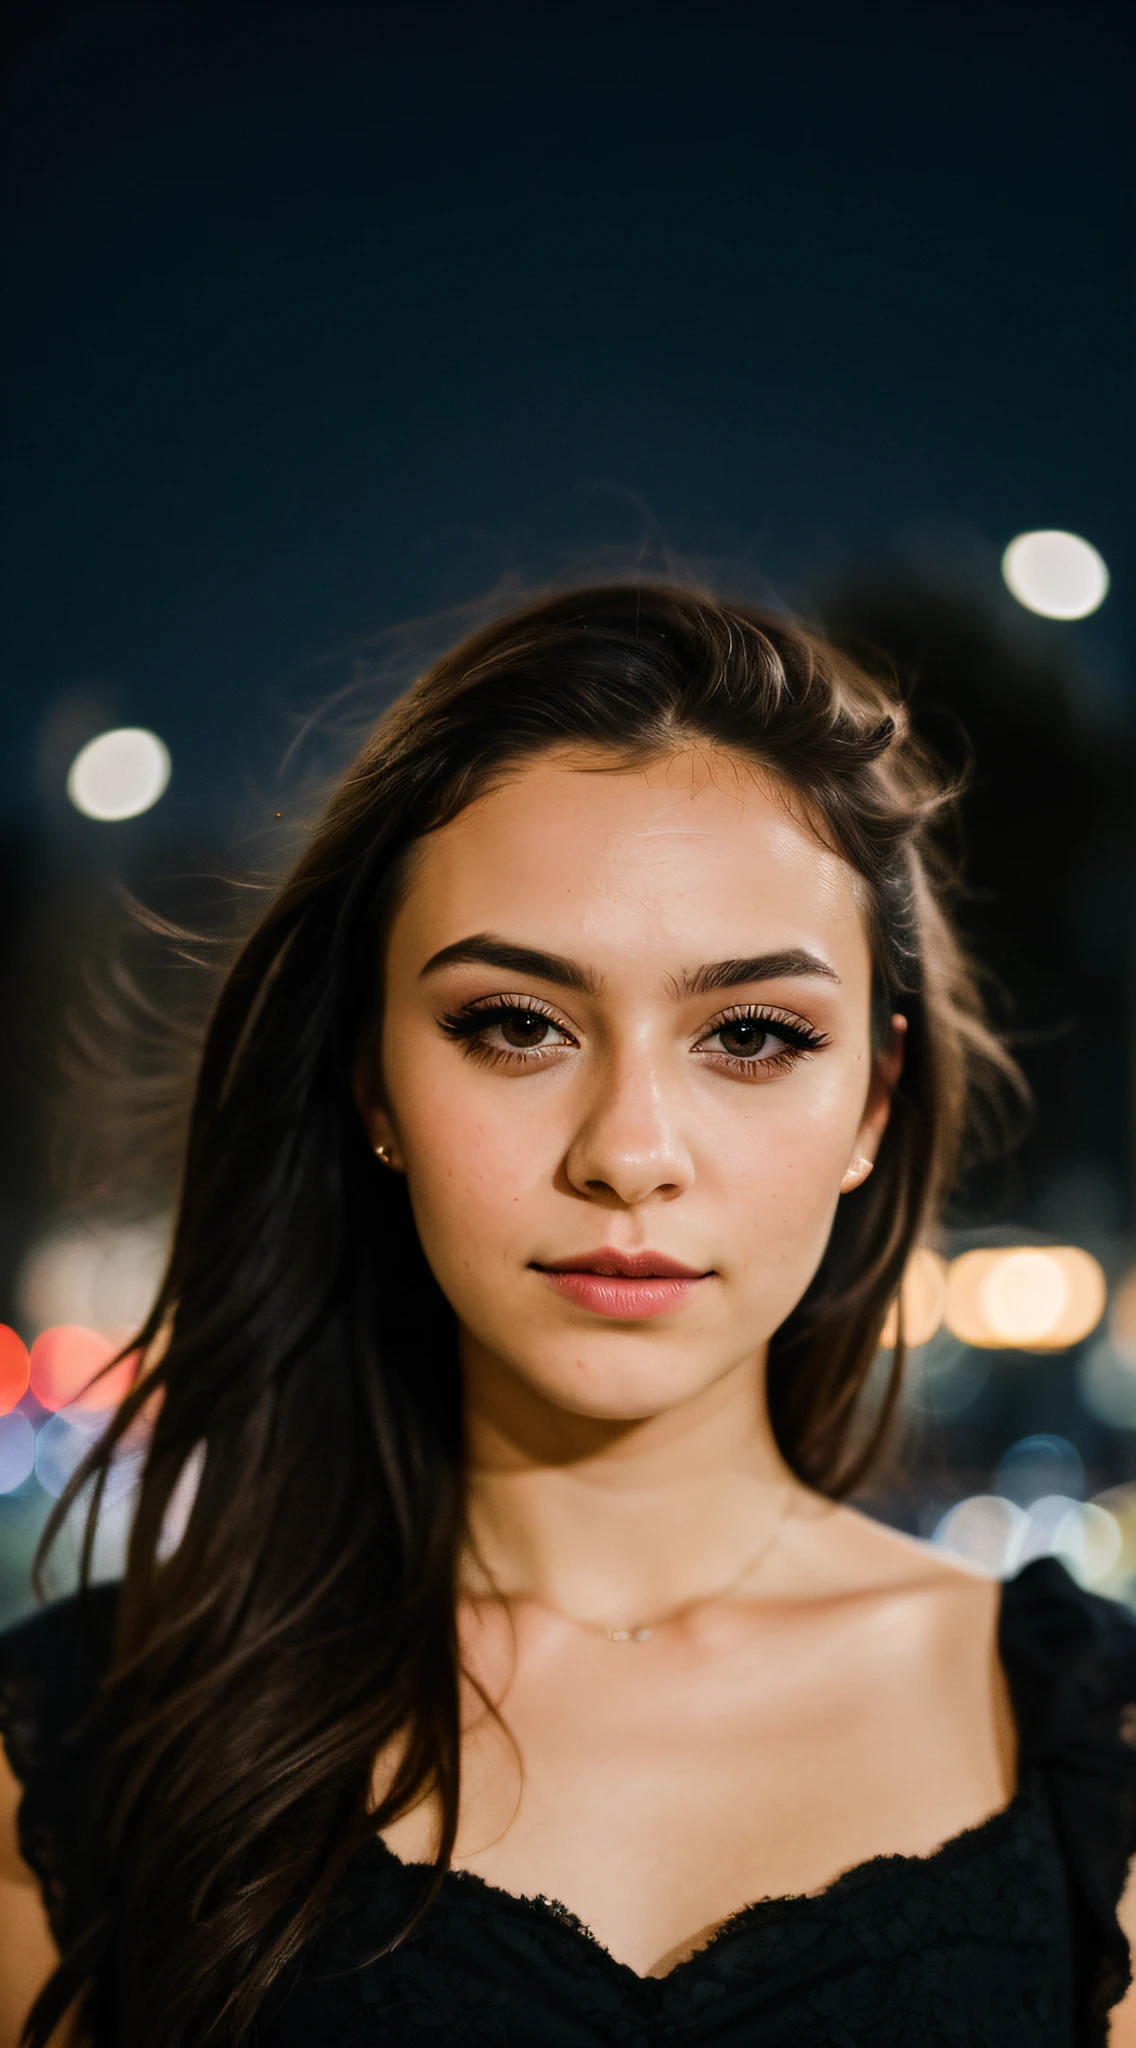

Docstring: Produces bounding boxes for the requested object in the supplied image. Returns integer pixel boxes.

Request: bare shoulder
[782,1492,1003,1652]
[796,1493,996,1592]
[775,1494,1015,1790]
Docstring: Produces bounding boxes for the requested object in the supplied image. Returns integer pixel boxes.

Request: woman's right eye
[438,1001,575,1064]
[492,1009,565,1050]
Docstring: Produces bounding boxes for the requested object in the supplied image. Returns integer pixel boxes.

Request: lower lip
[537,1270,710,1319]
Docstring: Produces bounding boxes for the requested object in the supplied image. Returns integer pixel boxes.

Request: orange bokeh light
[0,1325,31,1415]
[879,1249,948,1350]
[945,1245,1106,1350]
[29,1326,138,1413]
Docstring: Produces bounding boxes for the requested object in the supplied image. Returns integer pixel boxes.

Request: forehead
[390,748,871,984]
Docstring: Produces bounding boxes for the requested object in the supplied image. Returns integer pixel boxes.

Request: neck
[460,1334,797,1630]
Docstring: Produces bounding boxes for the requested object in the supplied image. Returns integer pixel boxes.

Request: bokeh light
[931,1489,1120,1587]
[0,1412,36,1494]
[1037,1247,1108,1348]
[981,1249,1066,1345]
[943,1250,1003,1345]
[29,1326,138,1412]
[33,1407,100,1498]
[1077,1339,1136,1431]
[1111,1263,1136,1361]
[933,1495,1026,1575]
[0,1324,30,1414]
[1091,1484,1136,1602]
[157,1442,207,1561]
[1017,1492,1083,1564]
[931,1428,1125,1589]
[1052,1501,1123,1586]
[944,1245,1104,1349]
[66,727,171,821]
[18,1220,167,1344]
[34,1400,141,1506]
[995,1433,1084,1507]
[903,1333,991,1419]
[1001,530,1109,619]
[879,1248,947,1348]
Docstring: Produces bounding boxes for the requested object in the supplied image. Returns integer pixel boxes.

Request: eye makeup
[437,994,830,1080]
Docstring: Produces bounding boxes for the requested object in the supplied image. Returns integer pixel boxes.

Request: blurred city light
[879,1247,947,1348]
[33,1406,101,1498]
[995,1433,1084,1506]
[0,1413,36,1494]
[18,1220,168,1342]
[1077,1338,1136,1430]
[1093,1484,1136,1602]
[943,1245,1105,1349]
[904,1335,991,1418]
[0,1325,30,1414]
[29,1325,137,1412]
[66,726,171,821]
[982,1249,1065,1344]
[1111,1263,1136,1360]
[156,1442,206,1561]
[1017,1491,1083,1562]
[1038,1247,1109,1348]
[933,1494,1025,1574]
[1001,529,1109,619]
[1051,1500,1123,1584]
[35,1399,141,1508]
[932,1484,1120,1588]
[945,1251,1007,1345]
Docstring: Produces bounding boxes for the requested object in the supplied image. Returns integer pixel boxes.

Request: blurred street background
[1,1,1132,1620]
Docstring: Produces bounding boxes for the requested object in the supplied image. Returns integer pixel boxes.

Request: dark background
[1,1,1132,1613]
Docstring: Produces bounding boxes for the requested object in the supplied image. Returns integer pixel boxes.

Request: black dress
[2,1557,1135,2047]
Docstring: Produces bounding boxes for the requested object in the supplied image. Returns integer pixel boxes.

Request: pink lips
[533,1248,712,1321]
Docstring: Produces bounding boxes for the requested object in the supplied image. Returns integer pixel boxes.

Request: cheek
[710,1064,866,1285]
[384,1035,553,1270]
[718,1055,864,1195]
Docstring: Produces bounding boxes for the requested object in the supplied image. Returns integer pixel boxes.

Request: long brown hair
[31,582,1024,2045]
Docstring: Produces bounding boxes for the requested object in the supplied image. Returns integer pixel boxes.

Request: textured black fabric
[2,1557,1134,2046]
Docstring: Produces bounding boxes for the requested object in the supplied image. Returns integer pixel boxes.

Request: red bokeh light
[0,1325,31,1415]
[29,1326,139,1413]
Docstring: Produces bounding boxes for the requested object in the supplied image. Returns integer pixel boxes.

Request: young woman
[1,583,1134,2048]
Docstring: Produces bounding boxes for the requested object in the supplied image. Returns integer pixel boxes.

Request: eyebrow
[419,933,839,996]
[680,950,840,995]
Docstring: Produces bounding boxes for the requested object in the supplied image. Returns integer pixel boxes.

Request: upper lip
[535,1248,709,1278]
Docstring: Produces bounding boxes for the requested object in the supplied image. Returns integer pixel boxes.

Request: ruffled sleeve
[1000,1556,1136,2034]
[0,1584,120,1951]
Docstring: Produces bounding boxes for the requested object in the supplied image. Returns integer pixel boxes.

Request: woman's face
[360,747,902,1424]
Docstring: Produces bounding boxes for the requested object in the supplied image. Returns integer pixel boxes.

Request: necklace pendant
[607,1625,652,1642]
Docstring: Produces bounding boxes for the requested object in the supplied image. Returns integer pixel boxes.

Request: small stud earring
[841,1156,874,1191]
[374,1142,393,1168]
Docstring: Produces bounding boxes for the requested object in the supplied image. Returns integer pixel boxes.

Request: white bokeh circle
[1002,530,1109,620]
[66,727,171,821]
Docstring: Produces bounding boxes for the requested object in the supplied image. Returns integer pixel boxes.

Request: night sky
[3,1,1130,834]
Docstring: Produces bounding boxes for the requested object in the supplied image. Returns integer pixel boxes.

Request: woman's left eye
[698,1012,827,1069]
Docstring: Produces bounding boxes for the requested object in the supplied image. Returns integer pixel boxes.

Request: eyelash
[437,996,830,1079]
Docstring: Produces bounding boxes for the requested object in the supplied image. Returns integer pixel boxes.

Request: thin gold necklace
[551,1485,794,1643]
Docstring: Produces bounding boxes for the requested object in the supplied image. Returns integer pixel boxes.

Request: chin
[514,1344,731,1423]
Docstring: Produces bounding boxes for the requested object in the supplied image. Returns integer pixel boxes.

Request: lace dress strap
[1000,1555,1136,2030]
[0,1583,120,1950]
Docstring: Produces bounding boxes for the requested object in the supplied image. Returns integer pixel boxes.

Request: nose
[562,1049,695,1207]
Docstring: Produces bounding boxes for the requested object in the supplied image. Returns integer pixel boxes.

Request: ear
[840,1013,907,1194]
[351,1027,404,1172]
